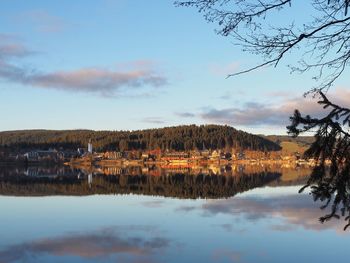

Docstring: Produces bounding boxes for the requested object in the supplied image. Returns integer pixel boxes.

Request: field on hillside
[265,135,314,155]
[280,141,308,155]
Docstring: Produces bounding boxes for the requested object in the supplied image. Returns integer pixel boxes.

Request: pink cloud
[16,10,66,33]
[0,37,167,97]
[196,88,350,127]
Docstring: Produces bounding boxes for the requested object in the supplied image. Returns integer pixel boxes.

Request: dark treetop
[0,125,281,152]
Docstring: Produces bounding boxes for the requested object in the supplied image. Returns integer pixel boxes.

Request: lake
[0,165,349,262]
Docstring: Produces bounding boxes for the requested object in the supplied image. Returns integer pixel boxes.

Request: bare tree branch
[176,0,350,92]
[177,0,350,229]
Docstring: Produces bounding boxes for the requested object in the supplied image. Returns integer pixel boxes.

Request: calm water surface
[0,165,349,263]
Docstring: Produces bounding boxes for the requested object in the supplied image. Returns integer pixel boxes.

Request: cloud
[0,36,168,97]
[265,90,292,98]
[200,103,285,126]
[192,88,350,127]
[175,112,195,118]
[141,117,166,124]
[0,35,33,59]
[0,43,33,59]
[16,10,66,33]
[217,91,232,100]
[0,226,170,263]
[0,34,16,41]
[0,62,167,96]
[28,68,165,94]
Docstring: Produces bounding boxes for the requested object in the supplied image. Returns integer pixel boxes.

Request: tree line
[0,125,281,152]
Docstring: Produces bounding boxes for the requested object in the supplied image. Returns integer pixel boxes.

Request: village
[6,139,316,168]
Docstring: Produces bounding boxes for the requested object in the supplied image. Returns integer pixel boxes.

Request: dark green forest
[0,125,281,152]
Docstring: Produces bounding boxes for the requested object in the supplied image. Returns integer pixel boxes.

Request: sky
[0,0,349,134]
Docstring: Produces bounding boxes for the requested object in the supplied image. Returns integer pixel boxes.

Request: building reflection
[0,164,312,199]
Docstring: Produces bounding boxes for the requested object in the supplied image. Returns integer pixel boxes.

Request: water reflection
[1,162,350,263]
[1,164,350,262]
[299,167,350,230]
[0,226,170,263]
[0,165,294,198]
[179,187,345,232]
[1,186,349,263]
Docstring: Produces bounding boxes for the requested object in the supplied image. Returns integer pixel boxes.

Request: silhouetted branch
[287,91,350,230]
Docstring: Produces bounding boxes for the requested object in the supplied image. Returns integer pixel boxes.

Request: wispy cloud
[16,10,66,33]
[179,88,350,127]
[216,90,246,101]
[0,36,33,59]
[141,117,166,124]
[0,34,17,42]
[217,91,232,100]
[0,44,32,59]
[175,112,195,118]
[0,36,168,97]
[199,102,286,126]
[0,62,167,97]
[265,90,292,98]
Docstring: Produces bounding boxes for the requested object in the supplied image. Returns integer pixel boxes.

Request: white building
[88,139,93,154]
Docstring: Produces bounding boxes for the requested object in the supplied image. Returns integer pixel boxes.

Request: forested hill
[0,125,281,152]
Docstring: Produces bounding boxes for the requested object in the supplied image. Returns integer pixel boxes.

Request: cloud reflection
[0,226,169,263]
[212,249,242,262]
[202,192,344,232]
[178,188,346,232]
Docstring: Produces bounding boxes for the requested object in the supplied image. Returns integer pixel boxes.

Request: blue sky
[0,0,349,134]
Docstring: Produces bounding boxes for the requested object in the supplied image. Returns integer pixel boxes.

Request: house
[57,151,77,160]
[24,151,39,162]
[200,149,210,157]
[161,152,190,163]
[24,150,58,162]
[209,150,220,161]
[103,151,123,160]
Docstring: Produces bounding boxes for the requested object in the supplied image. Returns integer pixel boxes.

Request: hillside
[0,125,281,152]
[265,135,314,155]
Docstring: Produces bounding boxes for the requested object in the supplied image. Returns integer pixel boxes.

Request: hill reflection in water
[0,164,311,198]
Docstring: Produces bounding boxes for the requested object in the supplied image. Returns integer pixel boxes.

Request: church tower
[88,139,93,154]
